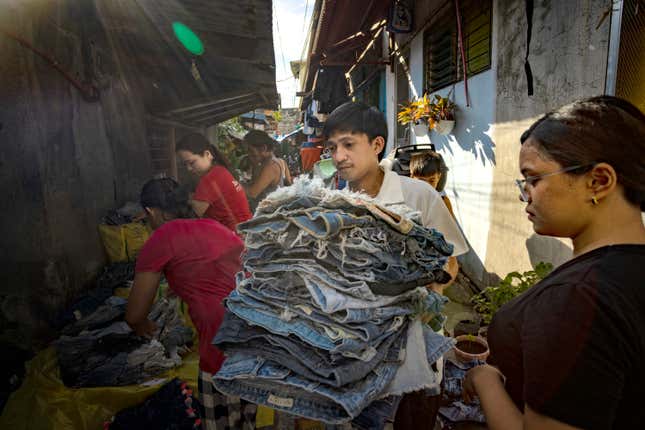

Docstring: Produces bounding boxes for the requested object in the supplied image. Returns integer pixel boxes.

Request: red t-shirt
[193,165,252,231]
[135,218,244,373]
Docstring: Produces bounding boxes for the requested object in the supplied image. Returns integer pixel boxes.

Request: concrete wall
[388,0,611,284]
[486,0,609,276]
[0,0,153,346]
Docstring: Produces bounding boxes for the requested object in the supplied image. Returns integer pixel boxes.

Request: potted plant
[428,94,456,135]
[397,93,457,135]
[453,334,489,363]
[472,262,553,325]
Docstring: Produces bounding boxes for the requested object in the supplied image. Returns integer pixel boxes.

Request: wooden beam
[168,126,178,180]
[163,92,256,116]
[146,115,203,132]
[175,98,258,122]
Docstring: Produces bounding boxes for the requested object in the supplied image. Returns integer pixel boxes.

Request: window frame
[423,0,493,93]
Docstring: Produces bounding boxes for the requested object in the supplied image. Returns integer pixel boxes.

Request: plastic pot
[454,335,489,363]
[435,119,455,135]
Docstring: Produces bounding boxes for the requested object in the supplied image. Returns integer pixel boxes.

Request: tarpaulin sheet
[0,347,200,430]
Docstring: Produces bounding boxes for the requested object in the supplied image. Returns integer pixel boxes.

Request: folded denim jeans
[225,290,401,362]
[352,395,402,430]
[238,279,400,344]
[237,273,415,324]
[213,330,405,423]
[214,312,406,387]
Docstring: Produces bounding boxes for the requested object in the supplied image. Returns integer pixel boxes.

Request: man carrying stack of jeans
[322,102,469,429]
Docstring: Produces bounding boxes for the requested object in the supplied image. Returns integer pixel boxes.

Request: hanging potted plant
[397,98,427,136]
[397,93,456,135]
[427,94,456,135]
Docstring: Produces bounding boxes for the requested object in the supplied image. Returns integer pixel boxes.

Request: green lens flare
[172,22,204,55]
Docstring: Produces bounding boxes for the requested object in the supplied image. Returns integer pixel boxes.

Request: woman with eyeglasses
[462,96,645,429]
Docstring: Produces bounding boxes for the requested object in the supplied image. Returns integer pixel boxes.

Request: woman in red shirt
[176,133,252,230]
[125,178,255,429]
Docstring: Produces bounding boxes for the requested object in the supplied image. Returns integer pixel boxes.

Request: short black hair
[322,101,388,161]
[409,152,449,191]
[244,129,277,150]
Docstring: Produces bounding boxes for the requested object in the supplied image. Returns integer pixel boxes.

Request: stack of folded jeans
[55,297,193,388]
[212,178,456,426]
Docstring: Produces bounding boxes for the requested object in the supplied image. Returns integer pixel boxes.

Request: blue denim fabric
[303,279,427,314]
[241,210,453,296]
[225,290,400,361]
[240,208,374,240]
[213,329,406,423]
[236,272,417,322]
[352,395,402,430]
[439,359,486,424]
[214,312,406,387]
[423,324,456,365]
[237,277,395,343]
[442,358,485,400]
[245,192,426,244]
[248,259,378,300]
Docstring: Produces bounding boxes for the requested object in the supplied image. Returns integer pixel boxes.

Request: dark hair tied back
[176,133,231,171]
[140,178,195,219]
[521,95,645,211]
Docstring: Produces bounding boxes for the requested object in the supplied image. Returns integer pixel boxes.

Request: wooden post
[169,126,178,179]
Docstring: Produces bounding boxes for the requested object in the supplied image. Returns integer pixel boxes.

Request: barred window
[424,0,492,92]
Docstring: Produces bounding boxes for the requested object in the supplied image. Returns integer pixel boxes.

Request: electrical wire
[273,1,289,79]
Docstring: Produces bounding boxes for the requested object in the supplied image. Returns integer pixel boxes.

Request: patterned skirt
[198,370,257,430]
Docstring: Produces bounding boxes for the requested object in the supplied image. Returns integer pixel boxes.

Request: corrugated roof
[98,0,279,126]
[300,0,391,107]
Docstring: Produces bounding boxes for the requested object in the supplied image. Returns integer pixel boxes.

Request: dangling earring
[591,196,599,205]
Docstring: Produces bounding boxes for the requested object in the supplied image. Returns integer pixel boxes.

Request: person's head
[176,133,230,176]
[244,130,276,164]
[140,178,194,229]
[410,151,449,191]
[518,95,645,238]
[322,102,388,183]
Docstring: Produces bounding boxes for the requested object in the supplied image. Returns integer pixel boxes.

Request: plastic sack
[0,291,198,430]
[98,223,150,263]
[0,347,199,430]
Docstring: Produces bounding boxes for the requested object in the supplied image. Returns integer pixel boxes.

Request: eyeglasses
[515,164,594,202]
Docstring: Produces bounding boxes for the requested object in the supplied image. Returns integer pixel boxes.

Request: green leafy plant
[472,262,553,324]
[213,117,247,176]
[397,93,456,130]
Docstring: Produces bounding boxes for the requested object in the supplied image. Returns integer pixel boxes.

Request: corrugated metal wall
[616,0,645,112]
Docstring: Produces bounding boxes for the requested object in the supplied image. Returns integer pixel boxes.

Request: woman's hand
[125,272,162,337]
[132,318,158,338]
[463,364,505,403]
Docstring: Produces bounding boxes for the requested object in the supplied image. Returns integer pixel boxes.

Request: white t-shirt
[375,169,469,256]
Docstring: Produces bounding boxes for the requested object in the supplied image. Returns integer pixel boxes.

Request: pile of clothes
[212,178,456,427]
[102,202,145,225]
[55,262,135,329]
[55,296,193,388]
[438,358,486,428]
[106,378,202,430]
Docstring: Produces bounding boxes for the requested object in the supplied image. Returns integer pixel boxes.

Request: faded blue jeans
[214,312,406,387]
[213,326,406,423]
[225,289,403,362]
